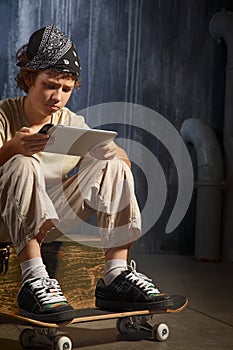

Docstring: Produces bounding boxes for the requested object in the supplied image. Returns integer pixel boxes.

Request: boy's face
[26,71,75,118]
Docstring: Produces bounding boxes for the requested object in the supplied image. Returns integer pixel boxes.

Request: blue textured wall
[1,0,232,254]
[0,0,227,119]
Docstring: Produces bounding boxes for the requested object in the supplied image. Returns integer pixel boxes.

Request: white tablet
[39,124,118,156]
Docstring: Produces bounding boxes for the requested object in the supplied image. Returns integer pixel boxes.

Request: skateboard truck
[117,315,170,341]
[19,327,72,350]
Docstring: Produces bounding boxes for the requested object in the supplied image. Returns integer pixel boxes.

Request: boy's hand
[9,127,50,156]
[89,140,118,160]
[89,141,131,167]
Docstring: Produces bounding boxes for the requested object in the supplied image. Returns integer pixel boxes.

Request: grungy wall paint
[0,0,232,254]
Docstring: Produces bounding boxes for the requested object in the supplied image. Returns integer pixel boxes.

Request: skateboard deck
[0,295,188,349]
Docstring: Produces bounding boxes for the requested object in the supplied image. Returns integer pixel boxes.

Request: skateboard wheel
[54,336,72,350]
[19,328,35,348]
[116,317,134,334]
[153,323,169,341]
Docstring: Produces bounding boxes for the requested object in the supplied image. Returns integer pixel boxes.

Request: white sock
[103,259,128,285]
[20,257,49,283]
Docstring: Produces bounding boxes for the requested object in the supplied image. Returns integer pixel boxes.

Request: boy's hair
[16,44,80,93]
[15,25,81,93]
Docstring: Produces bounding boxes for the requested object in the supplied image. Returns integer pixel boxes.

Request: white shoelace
[29,278,67,306]
[126,260,161,296]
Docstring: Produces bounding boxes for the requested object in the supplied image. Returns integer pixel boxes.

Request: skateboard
[0,295,188,349]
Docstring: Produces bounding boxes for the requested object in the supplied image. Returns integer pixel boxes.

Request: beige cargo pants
[0,154,141,254]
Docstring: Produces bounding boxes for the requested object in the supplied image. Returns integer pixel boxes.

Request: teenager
[0,25,173,322]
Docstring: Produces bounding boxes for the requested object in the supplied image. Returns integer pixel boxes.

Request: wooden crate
[0,243,21,313]
[0,240,105,312]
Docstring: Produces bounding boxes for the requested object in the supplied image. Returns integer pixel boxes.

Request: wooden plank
[0,241,105,311]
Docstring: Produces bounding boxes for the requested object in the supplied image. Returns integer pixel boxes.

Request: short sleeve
[0,116,6,148]
[69,112,90,129]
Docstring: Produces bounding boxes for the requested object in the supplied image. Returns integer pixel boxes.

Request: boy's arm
[0,141,16,167]
[89,141,131,168]
[115,145,131,168]
[0,128,49,167]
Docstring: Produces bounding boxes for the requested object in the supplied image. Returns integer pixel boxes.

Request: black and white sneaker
[17,277,75,323]
[95,260,174,311]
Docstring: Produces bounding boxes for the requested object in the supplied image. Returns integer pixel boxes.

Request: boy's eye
[62,87,73,93]
[45,83,57,89]
[44,83,73,93]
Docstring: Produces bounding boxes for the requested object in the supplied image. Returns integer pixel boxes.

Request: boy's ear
[24,77,32,88]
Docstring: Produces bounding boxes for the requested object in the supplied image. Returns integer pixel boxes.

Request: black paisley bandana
[25,25,80,76]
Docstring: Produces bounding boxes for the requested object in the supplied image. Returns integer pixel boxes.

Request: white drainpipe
[209,10,233,261]
[181,118,224,261]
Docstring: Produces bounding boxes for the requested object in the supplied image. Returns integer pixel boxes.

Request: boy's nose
[52,89,62,101]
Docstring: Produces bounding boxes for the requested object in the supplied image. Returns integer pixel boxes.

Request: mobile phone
[38,123,54,134]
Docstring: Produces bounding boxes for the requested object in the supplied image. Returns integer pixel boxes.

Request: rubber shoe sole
[19,306,76,323]
[96,296,174,311]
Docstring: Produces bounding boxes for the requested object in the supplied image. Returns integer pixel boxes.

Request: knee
[105,158,127,170]
[105,158,133,178]
[8,155,40,172]
[1,155,41,183]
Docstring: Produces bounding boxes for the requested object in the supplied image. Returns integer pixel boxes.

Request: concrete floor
[0,254,232,350]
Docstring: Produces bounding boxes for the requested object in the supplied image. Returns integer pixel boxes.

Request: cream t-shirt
[0,96,89,183]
